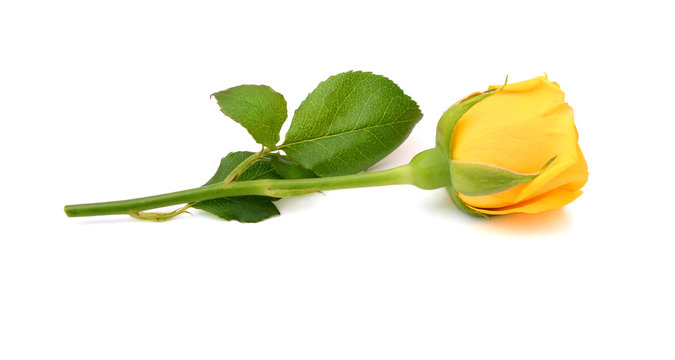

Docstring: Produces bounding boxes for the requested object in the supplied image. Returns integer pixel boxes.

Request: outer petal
[458,142,588,210]
[451,76,578,174]
[514,144,588,203]
[466,188,584,215]
[559,144,589,191]
[458,159,577,208]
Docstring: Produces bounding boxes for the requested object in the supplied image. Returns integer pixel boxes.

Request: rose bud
[436,76,588,217]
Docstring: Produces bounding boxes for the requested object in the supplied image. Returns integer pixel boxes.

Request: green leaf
[193,152,282,223]
[269,154,318,179]
[201,152,282,185]
[450,156,557,197]
[194,197,280,223]
[280,71,423,176]
[212,85,287,149]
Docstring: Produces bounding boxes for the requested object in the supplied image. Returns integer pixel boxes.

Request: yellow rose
[436,75,588,216]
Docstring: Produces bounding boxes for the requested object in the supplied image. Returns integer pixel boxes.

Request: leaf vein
[281,118,418,149]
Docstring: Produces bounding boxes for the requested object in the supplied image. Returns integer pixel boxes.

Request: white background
[1,1,673,359]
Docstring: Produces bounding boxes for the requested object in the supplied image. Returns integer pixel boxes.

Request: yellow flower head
[437,75,588,216]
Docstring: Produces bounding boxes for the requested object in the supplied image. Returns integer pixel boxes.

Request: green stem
[128,147,271,221]
[64,147,450,218]
[129,203,193,221]
[223,147,270,184]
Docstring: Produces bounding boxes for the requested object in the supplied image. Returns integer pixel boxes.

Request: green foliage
[194,196,279,223]
[195,72,425,221]
[269,154,318,179]
[212,85,287,149]
[196,72,425,221]
[280,71,422,176]
[202,152,281,185]
[193,152,282,223]
[64,71,434,222]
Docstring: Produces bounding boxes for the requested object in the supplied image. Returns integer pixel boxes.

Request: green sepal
[435,90,497,156]
[447,185,489,218]
[434,90,498,217]
[450,156,557,197]
[212,85,287,149]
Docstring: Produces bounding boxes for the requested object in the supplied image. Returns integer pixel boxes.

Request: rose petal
[467,188,584,215]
